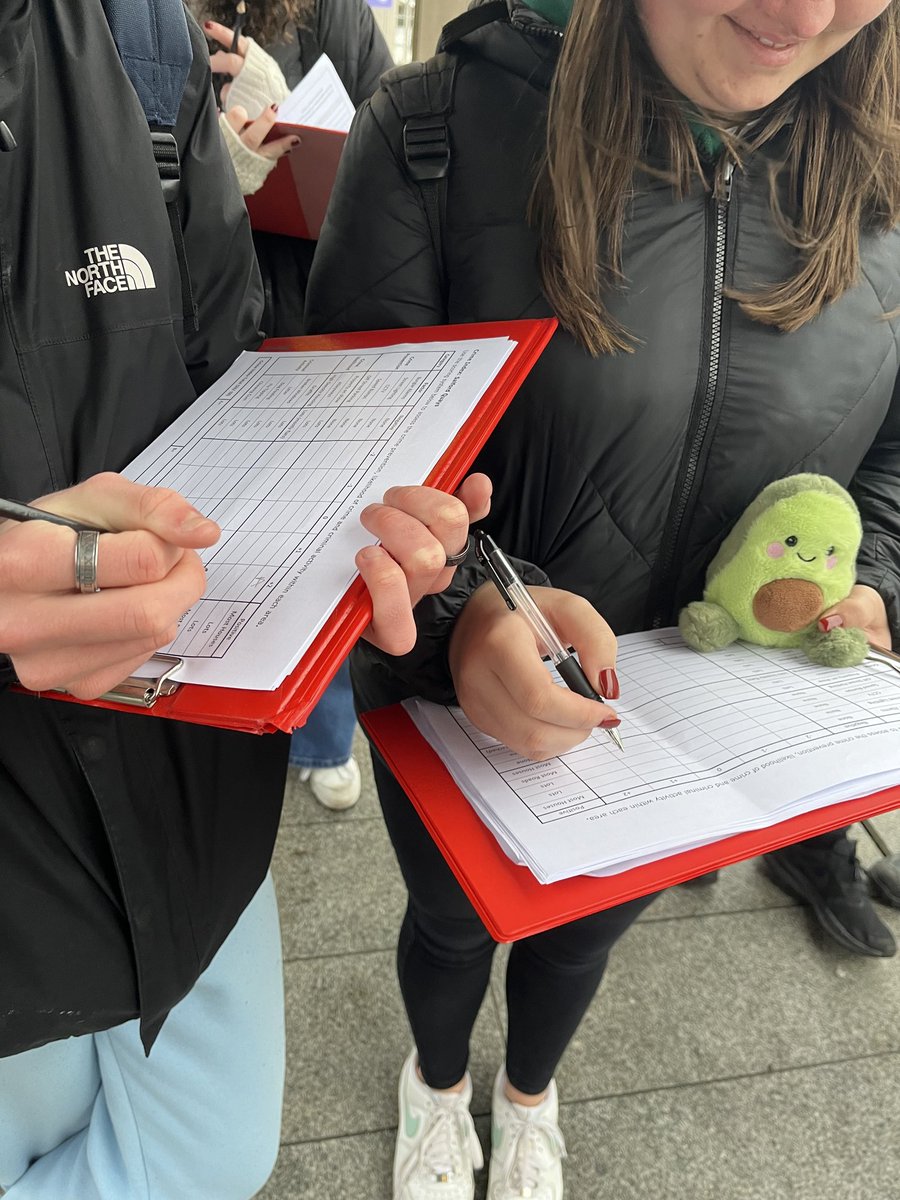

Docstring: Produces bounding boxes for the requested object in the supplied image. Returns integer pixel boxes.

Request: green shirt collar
[522,0,572,29]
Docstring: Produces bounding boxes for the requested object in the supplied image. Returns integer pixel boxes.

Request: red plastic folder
[361,703,900,942]
[39,319,557,734]
[244,122,345,240]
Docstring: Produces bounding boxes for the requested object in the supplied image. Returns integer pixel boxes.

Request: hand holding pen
[447,531,622,762]
[0,476,218,698]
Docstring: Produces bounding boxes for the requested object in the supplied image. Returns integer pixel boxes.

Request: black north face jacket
[305,0,900,714]
[0,1,288,1056]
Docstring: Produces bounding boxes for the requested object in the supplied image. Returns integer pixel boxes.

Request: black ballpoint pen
[473,529,624,752]
[0,497,105,534]
[230,0,248,51]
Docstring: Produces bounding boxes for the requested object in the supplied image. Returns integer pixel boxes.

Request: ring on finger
[444,535,472,568]
[74,529,101,594]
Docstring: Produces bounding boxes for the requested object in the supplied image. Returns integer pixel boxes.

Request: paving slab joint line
[283,943,396,966]
[275,1049,900,1152]
[565,1044,900,1109]
[862,818,894,857]
[637,901,797,925]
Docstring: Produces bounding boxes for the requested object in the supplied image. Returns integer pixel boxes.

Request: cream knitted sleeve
[223,37,290,120]
[219,113,279,196]
[218,38,291,197]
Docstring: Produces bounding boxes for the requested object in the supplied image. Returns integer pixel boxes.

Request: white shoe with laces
[393,1048,484,1200]
[487,1069,567,1200]
[298,756,361,810]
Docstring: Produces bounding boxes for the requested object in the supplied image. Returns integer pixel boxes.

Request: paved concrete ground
[258,730,900,1200]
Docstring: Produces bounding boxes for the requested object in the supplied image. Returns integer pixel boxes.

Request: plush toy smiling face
[743,493,861,633]
[703,476,863,646]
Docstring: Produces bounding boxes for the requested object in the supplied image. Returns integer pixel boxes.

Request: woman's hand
[222,104,299,161]
[357,473,492,655]
[448,581,620,760]
[204,20,248,78]
[819,583,892,648]
[0,474,220,699]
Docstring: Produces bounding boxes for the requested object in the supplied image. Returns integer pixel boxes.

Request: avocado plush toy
[679,474,869,667]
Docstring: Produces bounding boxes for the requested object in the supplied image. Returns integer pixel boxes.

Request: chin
[701,79,792,118]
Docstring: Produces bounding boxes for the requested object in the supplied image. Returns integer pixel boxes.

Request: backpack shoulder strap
[100,0,198,330]
[380,0,510,295]
[99,0,193,127]
[381,54,457,297]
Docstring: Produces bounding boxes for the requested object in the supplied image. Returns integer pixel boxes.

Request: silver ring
[444,535,472,568]
[74,529,101,594]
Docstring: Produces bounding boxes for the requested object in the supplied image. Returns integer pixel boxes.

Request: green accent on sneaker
[491,1121,502,1152]
[405,1107,422,1139]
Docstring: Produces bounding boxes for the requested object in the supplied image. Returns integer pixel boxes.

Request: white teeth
[753,33,791,49]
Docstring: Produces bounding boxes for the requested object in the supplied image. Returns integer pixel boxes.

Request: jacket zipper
[651,158,735,627]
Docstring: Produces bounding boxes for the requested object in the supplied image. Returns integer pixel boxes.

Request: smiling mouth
[729,19,798,51]
[797,554,817,562]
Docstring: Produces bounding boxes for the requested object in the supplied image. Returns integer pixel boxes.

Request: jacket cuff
[350,554,550,713]
[219,113,277,196]
[0,653,18,692]
[223,38,290,120]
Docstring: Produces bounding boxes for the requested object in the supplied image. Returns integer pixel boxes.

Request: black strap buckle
[403,117,450,183]
[150,130,181,204]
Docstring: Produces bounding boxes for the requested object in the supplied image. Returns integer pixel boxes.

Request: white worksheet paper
[124,338,514,690]
[276,53,355,132]
[405,630,900,883]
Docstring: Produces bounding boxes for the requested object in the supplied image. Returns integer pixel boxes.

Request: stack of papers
[276,54,355,133]
[405,629,900,883]
[124,336,515,691]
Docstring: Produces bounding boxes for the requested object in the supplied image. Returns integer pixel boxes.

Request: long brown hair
[204,0,314,44]
[530,1,900,355]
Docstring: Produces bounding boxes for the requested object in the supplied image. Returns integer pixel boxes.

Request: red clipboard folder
[244,122,345,240]
[361,703,900,942]
[39,319,557,734]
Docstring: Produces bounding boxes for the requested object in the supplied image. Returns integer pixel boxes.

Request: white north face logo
[64,243,156,298]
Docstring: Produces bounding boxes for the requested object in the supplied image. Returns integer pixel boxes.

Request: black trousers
[372,752,658,1095]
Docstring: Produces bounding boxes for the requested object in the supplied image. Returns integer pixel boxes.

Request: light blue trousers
[0,873,284,1200]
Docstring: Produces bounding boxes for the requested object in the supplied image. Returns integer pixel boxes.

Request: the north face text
[64,243,156,297]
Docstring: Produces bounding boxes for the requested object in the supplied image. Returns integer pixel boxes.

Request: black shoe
[679,870,720,888]
[763,837,897,958]
[868,853,900,910]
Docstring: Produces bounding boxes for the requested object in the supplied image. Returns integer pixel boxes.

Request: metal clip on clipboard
[98,653,184,707]
[51,653,184,709]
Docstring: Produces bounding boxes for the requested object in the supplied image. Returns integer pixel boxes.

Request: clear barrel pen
[473,529,624,752]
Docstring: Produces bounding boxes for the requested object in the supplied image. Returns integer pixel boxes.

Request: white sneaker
[394,1048,484,1200]
[298,756,361,810]
[487,1069,567,1199]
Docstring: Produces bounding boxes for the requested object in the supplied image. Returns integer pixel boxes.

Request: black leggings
[372,752,658,1095]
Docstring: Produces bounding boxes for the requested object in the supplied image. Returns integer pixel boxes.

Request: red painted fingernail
[819,614,843,632]
[204,20,213,27]
[599,668,620,701]
[270,103,279,111]
[290,137,301,147]
[598,717,621,729]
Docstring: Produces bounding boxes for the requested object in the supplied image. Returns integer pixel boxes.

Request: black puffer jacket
[247,0,394,335]
[306,0,900,710]
[0,1,287,1057]
[264,0,393,102]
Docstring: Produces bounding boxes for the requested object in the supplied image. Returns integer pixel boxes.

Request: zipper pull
[720,158,734,204]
